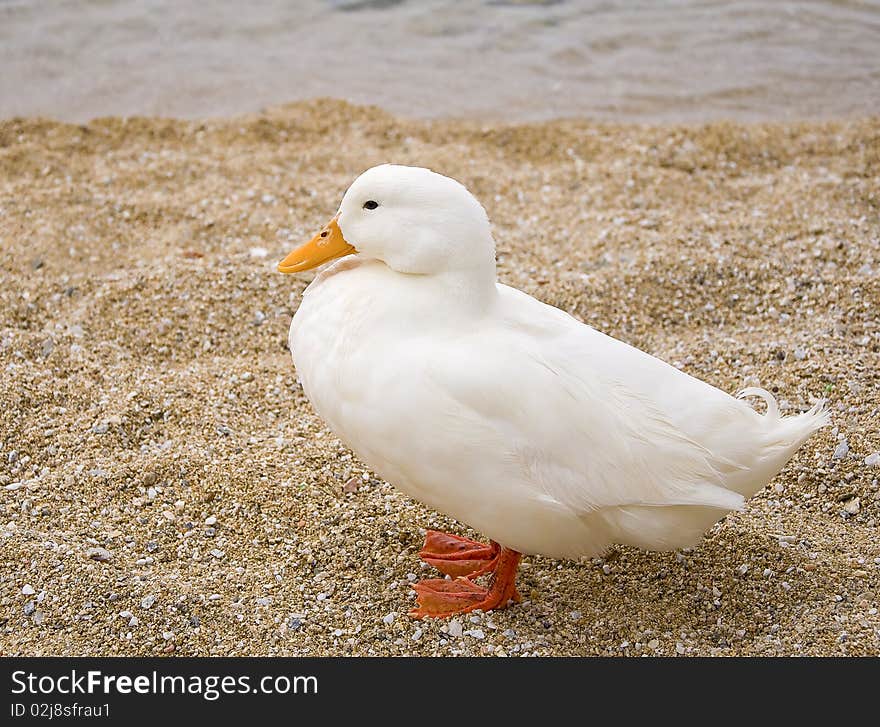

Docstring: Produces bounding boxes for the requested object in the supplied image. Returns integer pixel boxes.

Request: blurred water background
[1,0,878,122]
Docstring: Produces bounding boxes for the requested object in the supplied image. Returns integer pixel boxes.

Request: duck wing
[423,325,744,516]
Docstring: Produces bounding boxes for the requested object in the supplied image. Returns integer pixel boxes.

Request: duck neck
[427,259,498,314]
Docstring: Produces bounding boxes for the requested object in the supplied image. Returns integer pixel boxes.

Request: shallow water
[1,0,878,122]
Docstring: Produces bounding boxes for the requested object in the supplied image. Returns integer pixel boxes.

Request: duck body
[279,164,828,616]
[291,254,827,559]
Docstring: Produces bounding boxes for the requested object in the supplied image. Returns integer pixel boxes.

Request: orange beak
[277,216,356,274]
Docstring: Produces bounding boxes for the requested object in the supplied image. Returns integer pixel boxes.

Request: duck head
[278,165,495,276]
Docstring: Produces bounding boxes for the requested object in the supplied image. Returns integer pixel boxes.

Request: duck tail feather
[737,386,780,420]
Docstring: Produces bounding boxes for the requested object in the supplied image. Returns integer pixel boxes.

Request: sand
[0,100,878,656]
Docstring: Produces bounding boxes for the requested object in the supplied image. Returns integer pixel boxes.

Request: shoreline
[6,96,880,133]
[6,101,879,131]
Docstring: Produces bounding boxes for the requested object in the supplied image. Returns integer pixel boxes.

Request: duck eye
[363,200,379,210]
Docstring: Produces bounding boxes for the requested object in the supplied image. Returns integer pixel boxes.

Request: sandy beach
[1,100,878,656]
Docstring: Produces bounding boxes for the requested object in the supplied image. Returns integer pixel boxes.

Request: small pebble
[86,547,112,562]
[843,497,860,515]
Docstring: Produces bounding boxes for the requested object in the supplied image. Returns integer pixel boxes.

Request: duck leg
[409,544,522,619]
[418,530,501,578]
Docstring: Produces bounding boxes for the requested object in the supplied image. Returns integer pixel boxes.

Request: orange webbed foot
[410,545,522,619]
[409,578,490,618]
[418,530,500,578]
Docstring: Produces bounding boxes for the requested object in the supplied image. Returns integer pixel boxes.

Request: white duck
[278,164,829,618]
